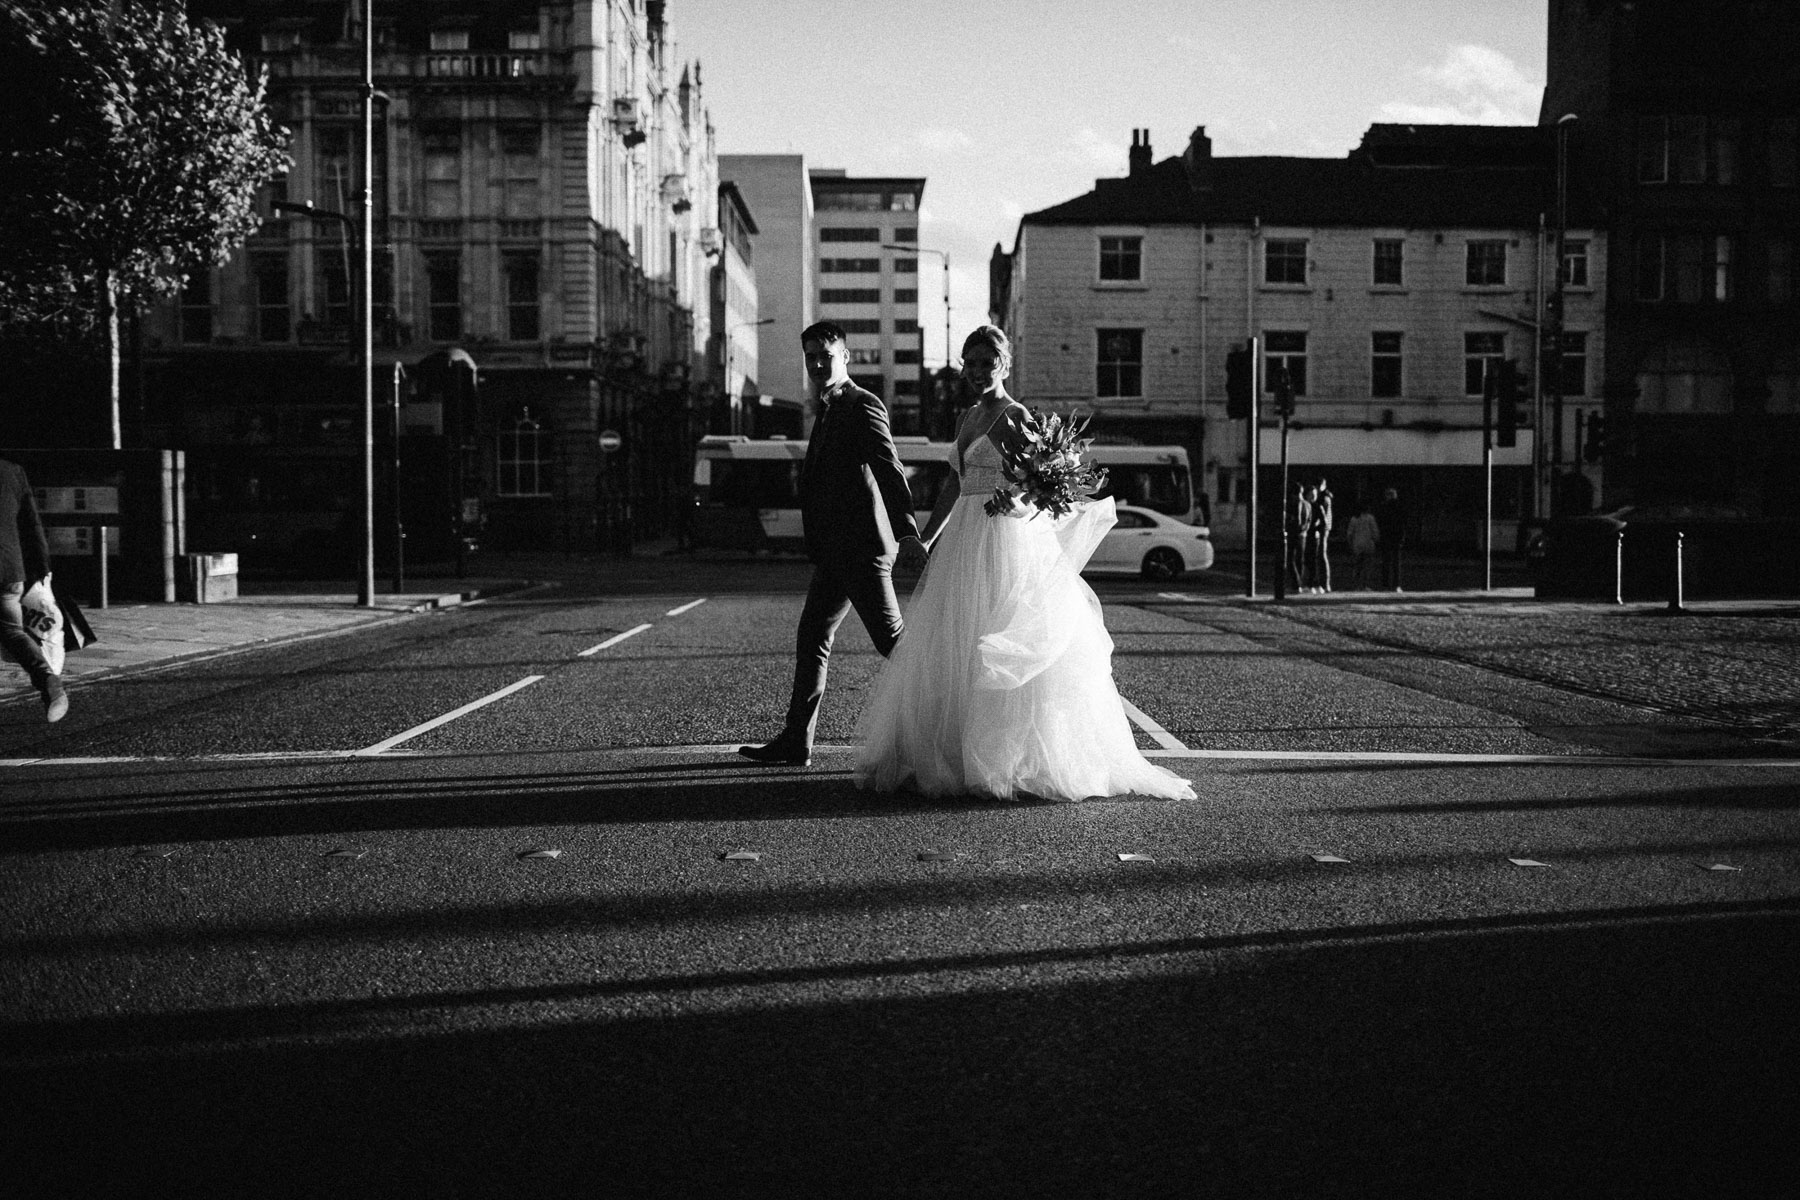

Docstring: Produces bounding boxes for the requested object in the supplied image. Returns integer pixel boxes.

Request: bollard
[1614,528,1624,605]
[1668,530,1685,613]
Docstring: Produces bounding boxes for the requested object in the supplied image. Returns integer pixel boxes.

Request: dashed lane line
[577,623,653,657]
[351,675,545,756]
[1121,698,1189,751]
[665,598,708,616]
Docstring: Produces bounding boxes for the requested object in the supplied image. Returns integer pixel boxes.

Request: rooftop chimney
[1128,128,1152,176]
[1182,125,1212,189]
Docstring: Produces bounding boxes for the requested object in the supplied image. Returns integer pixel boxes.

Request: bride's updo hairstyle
[961,324,1012,369]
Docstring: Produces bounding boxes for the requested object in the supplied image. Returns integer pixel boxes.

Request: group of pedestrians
[1289,479,1409,593]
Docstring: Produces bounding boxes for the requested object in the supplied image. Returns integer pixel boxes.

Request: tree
[0,0,289,447]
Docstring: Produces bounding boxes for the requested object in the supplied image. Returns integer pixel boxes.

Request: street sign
[598,429,623,453]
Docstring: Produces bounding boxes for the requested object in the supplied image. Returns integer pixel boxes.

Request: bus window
[708,459,801,508]
[1098,464,1192,518]
[904,462,953,511]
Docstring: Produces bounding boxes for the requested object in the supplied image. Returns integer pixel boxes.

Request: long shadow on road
[4,904,1795,1198]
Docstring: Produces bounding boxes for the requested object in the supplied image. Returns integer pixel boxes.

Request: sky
[671,0,1549,367]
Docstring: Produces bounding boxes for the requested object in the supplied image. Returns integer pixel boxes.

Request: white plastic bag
[19,579,66,676]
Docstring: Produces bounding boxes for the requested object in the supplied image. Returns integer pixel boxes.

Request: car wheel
[1142,547,1183,581]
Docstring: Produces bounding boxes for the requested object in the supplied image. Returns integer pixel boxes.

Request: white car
[1083,504,1215,580]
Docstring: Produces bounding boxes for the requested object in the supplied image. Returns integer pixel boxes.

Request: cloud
[1379,44,1542,126]
[1051,127,1125,172]
[915,126,975,154]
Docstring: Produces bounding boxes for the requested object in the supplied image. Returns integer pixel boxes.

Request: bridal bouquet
[984,408,1109,519]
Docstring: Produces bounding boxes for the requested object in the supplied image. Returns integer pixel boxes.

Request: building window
[1770,239,1794,303]
[819,227,880,242]
[851,374,885,396]
[1557,331,1588,397]
[316,126,352,212]
[422,129,461,219]
[816,192,884,212]
[1640,116,1740,185]
[894,348,921,364]
[260,29,299,52]
[1264,239,1307,285]
[891,226,917,242]
[888,193,916,211]
[179,273,212,344]
[848,348,882,365]
[893,257,918,274]
[1636,340,1733,414]
[1264,331,1307,396]
[253,256,289,342]
[1636,235,1665,300]
[838,319,882,334]
[1560,238,1589,287]
[1464,332,1506,395]
[1466,240,1507,286]
[1096,329,1144,397]
[508,30,542,50]
[1770,117,1798,188]
[426,253,460,341]
[503,253,539,340]
[1372,239,1403,286]
[820,288,880,303]
[820,258,879,272]
[317,249,350,328]
[1099,235,1142,281]
[894,289,918,303]
[1371,331,1403,398]
[893,318,919,333]
[500,126,539,218]
[1712,235,1734,300]
[893,378,920,395]
[1638,233,1734,302]
[429,29,469,51]
[498,410,552,496]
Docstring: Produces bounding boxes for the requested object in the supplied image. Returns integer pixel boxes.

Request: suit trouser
[783,557,903,747]
[1,583,52,686]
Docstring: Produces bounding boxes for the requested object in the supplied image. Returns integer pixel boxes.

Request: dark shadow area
[4,905,1795,1198]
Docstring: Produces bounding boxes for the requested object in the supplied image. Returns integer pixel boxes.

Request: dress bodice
[958,421,1011,496]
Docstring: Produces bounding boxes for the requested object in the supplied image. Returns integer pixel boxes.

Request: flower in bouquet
[983,408,1109,519]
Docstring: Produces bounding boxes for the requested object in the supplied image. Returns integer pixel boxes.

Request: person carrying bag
[1,457,71,722]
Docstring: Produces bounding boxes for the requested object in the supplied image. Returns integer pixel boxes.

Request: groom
[738,321,927,766]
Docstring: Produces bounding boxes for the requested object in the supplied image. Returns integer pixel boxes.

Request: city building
[993,125,1601,548]
[716,153,813,426]
[1541,0,1800,519]
[140,0,725,559]
[808,169,927,434]
[709,180,768,437]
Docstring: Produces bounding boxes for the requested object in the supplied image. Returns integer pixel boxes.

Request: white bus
[690,436,1199,552]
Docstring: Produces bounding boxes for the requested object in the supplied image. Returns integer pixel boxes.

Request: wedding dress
[854,421,1196,802]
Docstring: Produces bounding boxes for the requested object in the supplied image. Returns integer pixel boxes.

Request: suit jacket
[0,458,51,587]
[800,382,919,566]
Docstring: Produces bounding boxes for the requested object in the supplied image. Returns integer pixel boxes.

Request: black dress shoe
[737,740,810,766]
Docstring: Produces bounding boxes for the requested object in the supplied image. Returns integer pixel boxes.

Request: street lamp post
[725,317,774,435]
[882,243,950,362]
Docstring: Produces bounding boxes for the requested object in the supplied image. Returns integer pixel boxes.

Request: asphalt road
[3,556,1797,1198]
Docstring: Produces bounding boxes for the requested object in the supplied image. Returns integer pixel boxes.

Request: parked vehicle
[1082,504,1215,580]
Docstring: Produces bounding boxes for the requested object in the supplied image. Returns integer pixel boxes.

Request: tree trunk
[102,268,121,448]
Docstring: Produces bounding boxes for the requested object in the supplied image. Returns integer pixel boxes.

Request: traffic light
[1583,411,1605,462]
[417,348,479,445]
[1224,346,1252,419]
[1272,364,1296,418]
[1496,360,1522,448]
[1542,291,1564,362]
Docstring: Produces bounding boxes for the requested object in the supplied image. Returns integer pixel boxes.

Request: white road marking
[352,675,545,755]
[1120,698,1189,751]
[578,623,653,657]
[665,598,708,616]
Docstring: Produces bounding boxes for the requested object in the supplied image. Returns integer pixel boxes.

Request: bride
[854,325,1196,802]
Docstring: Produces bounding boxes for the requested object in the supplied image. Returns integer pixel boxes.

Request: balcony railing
[424,53,544,79]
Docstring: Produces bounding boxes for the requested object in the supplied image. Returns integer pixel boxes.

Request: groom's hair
[800,320,846,348]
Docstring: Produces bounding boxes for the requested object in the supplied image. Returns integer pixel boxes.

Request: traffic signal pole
[1482,361,1495,592]
[1245,335,1260,599]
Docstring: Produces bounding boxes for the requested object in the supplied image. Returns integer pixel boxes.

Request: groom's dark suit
[779,379,921,751]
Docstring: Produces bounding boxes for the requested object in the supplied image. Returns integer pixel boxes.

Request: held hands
[896,535,929,571]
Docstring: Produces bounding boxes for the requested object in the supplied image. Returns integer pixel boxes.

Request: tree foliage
[0,0,291,341]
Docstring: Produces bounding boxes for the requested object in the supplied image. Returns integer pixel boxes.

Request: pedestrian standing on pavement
[0,457,67,722]
[1346,502,1380,590]
[1289,482,1315,594]
[1375,486,1407,591]
[1308,475,1335,592]
[737,321,928,767]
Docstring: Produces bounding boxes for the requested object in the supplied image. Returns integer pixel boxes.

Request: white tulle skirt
[854,494,1196,802]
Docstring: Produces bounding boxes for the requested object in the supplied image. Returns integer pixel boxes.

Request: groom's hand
[896,536,928,571]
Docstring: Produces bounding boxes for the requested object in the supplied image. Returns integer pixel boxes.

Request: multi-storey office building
[808,170,927,434]
[994,126,1601,549]
[717,153,814,425]
[710,180,765,436]
[145,0,724,557]
[1542,0,1800,519]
